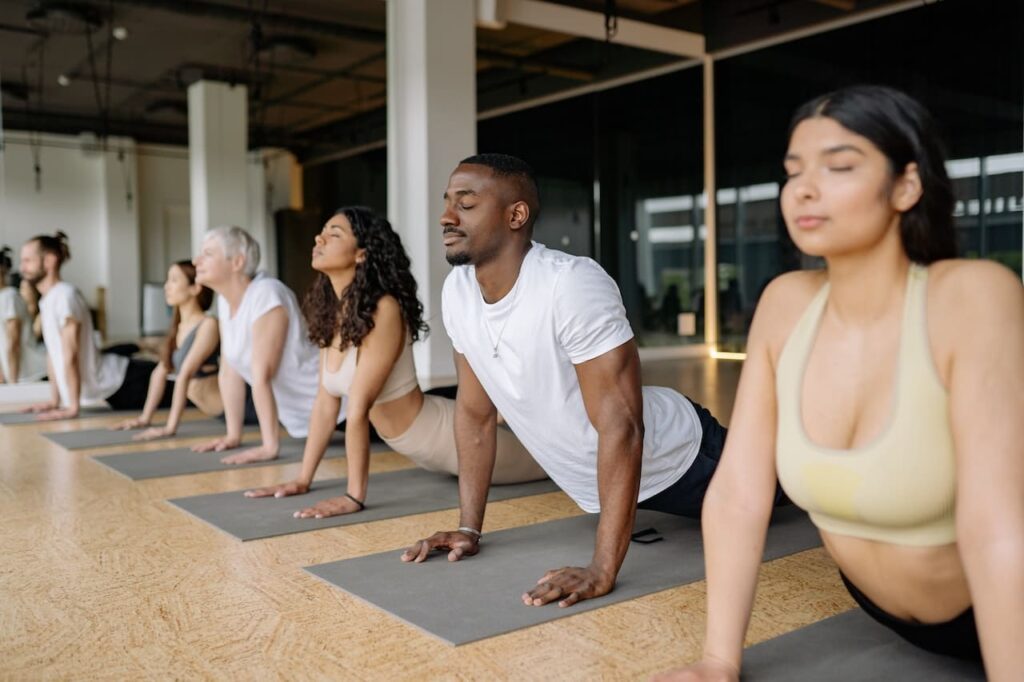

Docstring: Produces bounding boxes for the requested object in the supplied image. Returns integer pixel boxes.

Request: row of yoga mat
[9,414,984,677]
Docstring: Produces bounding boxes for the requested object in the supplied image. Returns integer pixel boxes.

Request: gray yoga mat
[0,407,134,425]
[42,418,255,449]
[91,436,389,480]
[304,505,821,645]
[169,469,560,541]
[742,608,984,681]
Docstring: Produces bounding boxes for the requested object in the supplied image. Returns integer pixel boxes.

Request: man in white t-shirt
[191,226,346,465]
[19,233,160,419]
[403,154,783,608]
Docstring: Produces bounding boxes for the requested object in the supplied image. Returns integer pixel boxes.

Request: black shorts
[840,572,981,661]
[637,398,788,519]
[105,358,171,411]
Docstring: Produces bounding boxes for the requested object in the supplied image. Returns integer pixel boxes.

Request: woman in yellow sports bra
[245,206,546,517]
[659,86,1023,681]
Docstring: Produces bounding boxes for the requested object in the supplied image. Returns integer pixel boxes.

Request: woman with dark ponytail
[659,86,1023,681]
[245,206,545,517]
[111,260,223,439]
[0,246,46,382]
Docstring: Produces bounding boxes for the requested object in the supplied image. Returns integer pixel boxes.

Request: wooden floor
[1,358,853,679]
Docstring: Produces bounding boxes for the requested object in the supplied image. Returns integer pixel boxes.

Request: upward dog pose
[0,246,46,383]
[245,206,545,518]
[111,260,223,440]
[659,87,1024,682]
[19,233,159,418]
[403,154,785,606]
[191,226,345,464]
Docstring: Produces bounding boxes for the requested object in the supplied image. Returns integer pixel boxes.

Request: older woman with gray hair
[191,226,345,464]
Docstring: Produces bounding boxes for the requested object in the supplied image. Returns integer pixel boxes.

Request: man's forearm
[591,426,644,579]
[63,358,81,410]
[454,407,497,531]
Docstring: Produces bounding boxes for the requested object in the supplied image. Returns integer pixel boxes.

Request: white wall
[137,144,191,284]
[1,130,299,339]
[0,132,107,311]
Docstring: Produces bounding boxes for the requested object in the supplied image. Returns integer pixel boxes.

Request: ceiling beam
[495,0,705,58]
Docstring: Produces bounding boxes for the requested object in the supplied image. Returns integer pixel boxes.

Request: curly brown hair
[303,206,428,350]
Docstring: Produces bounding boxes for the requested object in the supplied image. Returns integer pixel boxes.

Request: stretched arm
[523,340,644,608]
[288,297,406,518]
[219,306,287,464]
[191,361,246,453]
[6,318,20,382]
[36,318,83,420]
[946,264,1024,682]
[402,351,495,563]
[657,280,791,681]
[114,362,168,430]
[21,353,61,412]
[134,318,219,440]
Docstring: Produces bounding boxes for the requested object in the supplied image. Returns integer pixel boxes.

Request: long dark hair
[303,206,427,349]
[0,246,11,284]
[31,231,72,267]
[789,85,956,264]
[159,260,215,370]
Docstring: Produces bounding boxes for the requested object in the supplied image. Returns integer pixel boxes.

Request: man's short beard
[445,251,472,266]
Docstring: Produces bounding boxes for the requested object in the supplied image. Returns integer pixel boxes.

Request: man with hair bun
[19,232,160,418]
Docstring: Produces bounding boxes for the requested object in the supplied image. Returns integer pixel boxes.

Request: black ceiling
[0,0,922,158]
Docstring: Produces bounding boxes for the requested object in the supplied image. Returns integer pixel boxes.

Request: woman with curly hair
[245,206,545,518]
[111,260,223,439]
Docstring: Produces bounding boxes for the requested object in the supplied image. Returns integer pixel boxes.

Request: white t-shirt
[442,242,701,513]
[0,287,47,382]
[218,275,344,437]
[39,281,128,405]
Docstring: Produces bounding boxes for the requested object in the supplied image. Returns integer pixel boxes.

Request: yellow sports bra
[321,334,419,405]
[775,265,956,546]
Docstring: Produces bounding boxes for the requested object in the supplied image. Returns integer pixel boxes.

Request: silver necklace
[483,276,523,359]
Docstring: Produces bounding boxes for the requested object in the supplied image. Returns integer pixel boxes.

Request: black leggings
[840,572,981,661]
[637,398,789,519]
[105,358,171,411]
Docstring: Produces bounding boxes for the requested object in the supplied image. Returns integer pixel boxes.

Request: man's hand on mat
[650,659,739,682]
[132,426,173,441]
[244,480,309,499]
[291,495,361,519]
[400,531,480,563]
[191,436,240,453]
[521,565,615,608]
[21,400,58,414]
[35,407,79,421]
[113,416,149,431]
[219,444,279,465]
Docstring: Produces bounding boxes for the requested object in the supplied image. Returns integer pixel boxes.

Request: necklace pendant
[492,350,499,358]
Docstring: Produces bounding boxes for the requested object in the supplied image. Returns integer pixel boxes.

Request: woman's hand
[651,658,739,682]
[132,426,174,442]
[112,416,149,431]
[293,495,363,519]
[244,480,310,498]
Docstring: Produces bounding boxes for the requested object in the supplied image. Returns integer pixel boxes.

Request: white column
[388,0,477,386]
[99,139,141,340]
[247,148,302,278]
[188,80,248,253]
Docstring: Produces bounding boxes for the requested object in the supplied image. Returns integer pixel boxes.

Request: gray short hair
[205,226,261,278]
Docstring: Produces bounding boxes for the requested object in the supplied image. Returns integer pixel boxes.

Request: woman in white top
[191,226,344,465]
[112,260,223,440]
[245,206,545,518]
[0,247,46,382]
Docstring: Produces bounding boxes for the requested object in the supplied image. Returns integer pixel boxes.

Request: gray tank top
[172,318,219,378]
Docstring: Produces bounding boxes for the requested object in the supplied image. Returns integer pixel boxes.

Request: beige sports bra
[321,334,419,405]
[775,264,957,546]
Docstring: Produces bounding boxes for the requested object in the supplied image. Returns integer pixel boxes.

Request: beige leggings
[382,394,547,484]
